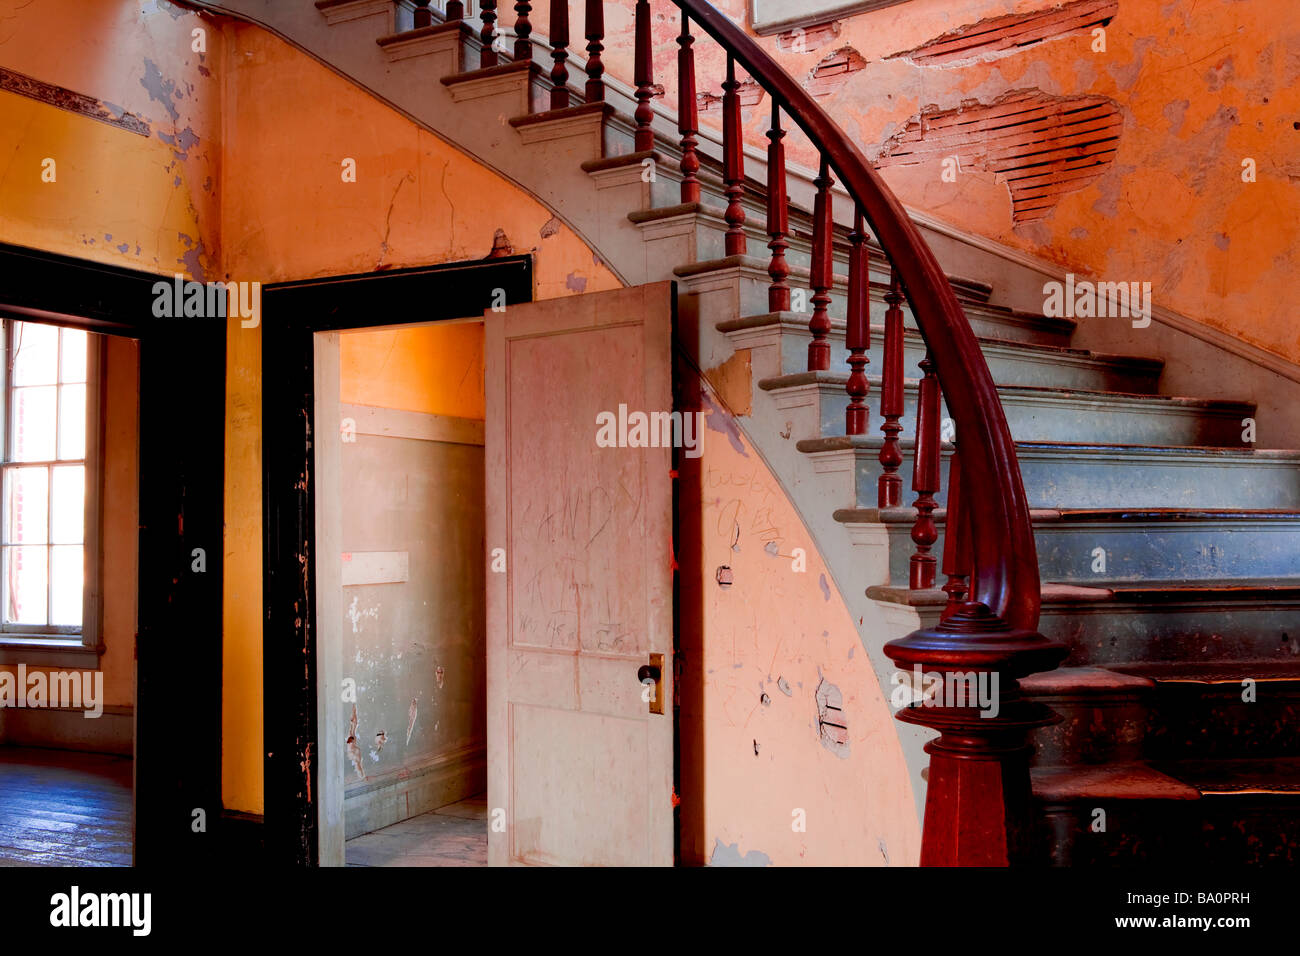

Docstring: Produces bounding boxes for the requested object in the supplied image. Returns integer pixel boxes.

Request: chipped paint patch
[709,839,773,867]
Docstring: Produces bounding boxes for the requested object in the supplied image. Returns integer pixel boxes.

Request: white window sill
[0,637,104,668]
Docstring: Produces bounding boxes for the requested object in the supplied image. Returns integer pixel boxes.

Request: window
[0,319,101,647]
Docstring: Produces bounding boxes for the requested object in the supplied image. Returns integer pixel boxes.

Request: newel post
[885,611,1065,865]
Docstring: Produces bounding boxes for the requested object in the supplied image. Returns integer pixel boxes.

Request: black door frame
[260,255,532,865]
[0,241,226,866]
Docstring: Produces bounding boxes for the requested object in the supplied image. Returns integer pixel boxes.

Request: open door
[486,282,676,866]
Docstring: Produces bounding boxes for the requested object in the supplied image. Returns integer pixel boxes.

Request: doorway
[315,321,489,866]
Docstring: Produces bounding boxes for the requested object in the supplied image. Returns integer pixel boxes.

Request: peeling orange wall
[580,0,1300,364]
[678,385,920,866]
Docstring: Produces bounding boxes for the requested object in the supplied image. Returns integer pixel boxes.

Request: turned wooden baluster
[480,0,498,67]
[677,11,700,203]
[845,207,870,434]
[807,157,834,371]
[940,450,971,620]
[513,1,532,60]
[549,0,569,109]
[910,351,942,590]
[878,269,905,507]
[765,104,790,312]
[721,56,746,256]
[633,0,655,151]
[413,0,433,28]
[584,0,605,102]
[446,1,464,21]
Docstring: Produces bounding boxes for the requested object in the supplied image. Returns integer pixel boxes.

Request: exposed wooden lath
[877,90,1123,222]
[890,0,1119,67]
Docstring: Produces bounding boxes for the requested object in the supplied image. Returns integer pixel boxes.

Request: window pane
[58,384,87,460]
[60,329,88,384]
[5,466,49,545]
[12,385,57,461]
[12,322,59,386]
[50,545,83,626]
[51,465,84,545]
[4,545,48,625]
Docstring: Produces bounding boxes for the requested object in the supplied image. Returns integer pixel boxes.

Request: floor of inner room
[0,746,133,866]
[345,792,487,867]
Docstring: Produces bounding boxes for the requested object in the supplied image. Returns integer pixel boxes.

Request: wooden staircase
[237,0,1297,864]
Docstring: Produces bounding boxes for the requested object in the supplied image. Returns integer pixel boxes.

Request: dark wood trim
[260,255,532,865]
[0,241,226,867]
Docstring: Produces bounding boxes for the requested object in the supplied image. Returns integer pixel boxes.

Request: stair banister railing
[668,0,1067,865]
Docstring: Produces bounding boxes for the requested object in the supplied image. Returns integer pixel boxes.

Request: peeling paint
[709,840,772,867]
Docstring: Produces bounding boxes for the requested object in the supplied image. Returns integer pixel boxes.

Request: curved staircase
[210,0,1299,865]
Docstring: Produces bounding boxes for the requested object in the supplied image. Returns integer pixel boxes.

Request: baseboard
[219,809,265,858]
[0,704,133,755]
[344,743,485,841]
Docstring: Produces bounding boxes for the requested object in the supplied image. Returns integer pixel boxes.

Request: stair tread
[1021,666,1155,694]
[1032,763,1202,801]
[869,579,1300,607]
[719,310,1162,368]
[759,371,1251,410]
[1106,660,1300,683]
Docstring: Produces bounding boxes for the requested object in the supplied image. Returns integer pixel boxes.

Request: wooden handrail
[673,0,1039,633]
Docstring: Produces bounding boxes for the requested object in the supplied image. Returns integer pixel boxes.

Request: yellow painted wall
[214,23,620,812]
[340,323,485,421]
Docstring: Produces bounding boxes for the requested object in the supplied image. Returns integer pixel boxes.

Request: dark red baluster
[808,157,834,371]
[513,1,532,60]
[940,451,971,620]
[845,206,870,435]
[549,0,569,109]
[677,11,700,203]
[480,0,498,68]
[633,0,654,151]
[766,103,790,312]
[413,0,433,28]
[721,56,746,256]
[878,268,905,507]
[584,0,604,102]
[909,351,942,590]
[446,1,464,21]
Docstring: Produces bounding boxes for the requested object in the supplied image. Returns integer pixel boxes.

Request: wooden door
[486,282,676,866]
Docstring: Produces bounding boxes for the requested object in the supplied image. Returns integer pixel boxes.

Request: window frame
[0,318,104,658]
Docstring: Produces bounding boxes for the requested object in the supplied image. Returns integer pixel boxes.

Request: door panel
[486,282,675,866]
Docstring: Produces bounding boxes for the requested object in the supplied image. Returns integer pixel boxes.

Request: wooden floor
[0,746,133,867]
[345,793,487,867]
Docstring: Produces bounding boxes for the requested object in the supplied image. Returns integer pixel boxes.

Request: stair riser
[738,323,1160,393]
[904,601,1300,666]
[811,446,1300,512]
[1028,694,1151,767]
[878,520,1300,586]
[1145,689,1300,759]
[776,381,1249,446]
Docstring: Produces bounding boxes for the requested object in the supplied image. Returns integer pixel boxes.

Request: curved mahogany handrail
[673,0,1041,634]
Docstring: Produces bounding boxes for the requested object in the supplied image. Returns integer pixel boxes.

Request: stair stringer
[678,264,939,826]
